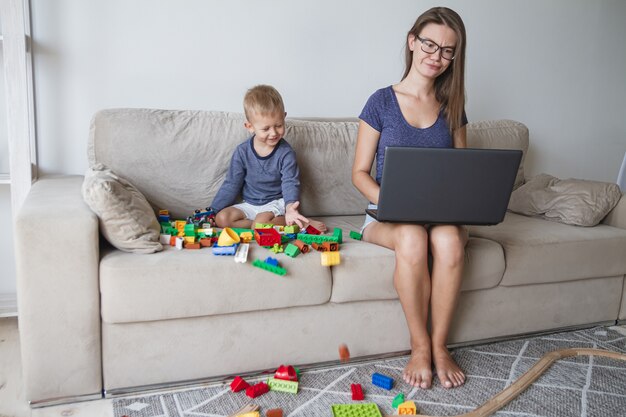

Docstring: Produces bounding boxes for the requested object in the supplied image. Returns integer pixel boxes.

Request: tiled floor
[2,316,625,417]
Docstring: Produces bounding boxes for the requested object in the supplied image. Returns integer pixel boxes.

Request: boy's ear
[244,120,254,132]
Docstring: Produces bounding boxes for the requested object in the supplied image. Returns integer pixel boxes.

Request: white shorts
[232,198,286,220]
[361,203,378,234]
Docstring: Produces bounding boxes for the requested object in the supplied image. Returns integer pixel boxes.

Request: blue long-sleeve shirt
[211,137,301,212]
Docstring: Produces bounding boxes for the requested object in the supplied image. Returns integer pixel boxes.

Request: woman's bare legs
[429,225,468,388]
[363,221,433,388]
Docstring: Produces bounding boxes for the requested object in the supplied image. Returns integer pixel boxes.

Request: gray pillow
[82,163,163,253]
[508,173,622,226]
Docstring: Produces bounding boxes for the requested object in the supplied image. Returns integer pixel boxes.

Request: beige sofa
[15,110,626,406]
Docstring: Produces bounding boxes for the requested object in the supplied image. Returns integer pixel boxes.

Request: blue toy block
[372,373,393,390]
[212,244,237,256]
[264,257,279,266]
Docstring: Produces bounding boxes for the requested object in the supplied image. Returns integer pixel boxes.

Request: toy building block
[255,223,274,229]
[199,237,213,247]
[267,377,298,394]
[254,228,282,247]
[230,375,250,392]
[333,228,343,244]
[371,373,393,390]
[252,259,287,276]
[159,234,171,245]
[304,225,321,235]
[175,237,184,250]
[184,241,201,249]
[284,225,300,234]
[397,401,417,415]
[212,244,237,256]
[184,223,197,237]
[273,225,285,232]
[218,227,241,246]
[312,243,325,252]
[270,243,284,253]
[296,233,338,245]
[392,393,405,408]
[245,381,270,398]
[158,209,170,223]
[350,230,362,241]
[265,409,283,417]
[184,236,196,244]
[175,220,187,231]
[240,231,254,243]
[264,257,279,267]
[330,403,383,417]
[284,243,300,258]
[234,243,250,263]
[338,343,350,363]
[321,251,341,266]
[322,241,339,251]
[293,239,309,253]
[351,383,364,400]
[274,364,298,381]
[227,404,260,417]
[237,412,260,417]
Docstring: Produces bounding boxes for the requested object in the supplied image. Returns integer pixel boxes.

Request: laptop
[365,147,522,225]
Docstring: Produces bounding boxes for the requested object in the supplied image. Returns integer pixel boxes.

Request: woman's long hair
[402,7,466,132]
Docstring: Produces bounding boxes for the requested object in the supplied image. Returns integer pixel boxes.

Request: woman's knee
[430,226,466,267]
[394,225,429,263]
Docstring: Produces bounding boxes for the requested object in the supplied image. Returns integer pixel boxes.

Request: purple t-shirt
[359,86,467,184]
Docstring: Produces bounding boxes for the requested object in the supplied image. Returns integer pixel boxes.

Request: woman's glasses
[416,36,456,60]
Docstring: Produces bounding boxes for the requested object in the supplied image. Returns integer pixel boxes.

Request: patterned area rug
[113,327,626,417]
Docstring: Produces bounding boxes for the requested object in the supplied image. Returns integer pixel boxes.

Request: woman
[352,7,468,389]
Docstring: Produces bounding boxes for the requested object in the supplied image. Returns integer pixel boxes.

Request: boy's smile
[245,112,287,154]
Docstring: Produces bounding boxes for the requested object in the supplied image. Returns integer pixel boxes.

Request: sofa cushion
[319,216,506,304]
[466,120,528,189]
[81,164,162,254]
[468,212,626,286]
[100,243,332,324]
[508,173,622,226]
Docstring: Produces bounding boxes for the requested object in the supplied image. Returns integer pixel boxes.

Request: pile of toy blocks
[157,208,366,276]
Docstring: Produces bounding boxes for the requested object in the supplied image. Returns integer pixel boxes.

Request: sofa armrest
[602,193,626,229]
[15,175,102,404]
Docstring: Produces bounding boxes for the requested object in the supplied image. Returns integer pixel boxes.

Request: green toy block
[184,223,196,237]
[252,259,287,276]
[255,223,274,229]
[333,228,343,244]
[331,403,382,417]
[350,230,362,241]
[392,393,405,408]
[267,377,298,394]
[296,233,339,244]
[284,243,300,258]
[231,227,254,236]
[281,234,290,244]
[284,225,300,234]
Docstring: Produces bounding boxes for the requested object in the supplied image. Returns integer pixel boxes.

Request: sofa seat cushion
[100,243,332,324]
[322,216,506,303]
[468,212,626,286]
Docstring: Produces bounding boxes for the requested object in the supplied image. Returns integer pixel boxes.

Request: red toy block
[246,381,270,398]
[351,383,364,400]
[230,375,250,392]
[304,225,321,235]
[339,343,350,363]
[322,241,339,251]
[266,409,283,417]
[274,364,298,381]
[254,228,282,247]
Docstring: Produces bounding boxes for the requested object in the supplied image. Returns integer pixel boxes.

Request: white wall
[1,0,626,304]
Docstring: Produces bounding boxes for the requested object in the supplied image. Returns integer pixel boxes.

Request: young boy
[211,85,326,232]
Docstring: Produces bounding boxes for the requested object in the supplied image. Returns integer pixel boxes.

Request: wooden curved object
[391,348,626,417]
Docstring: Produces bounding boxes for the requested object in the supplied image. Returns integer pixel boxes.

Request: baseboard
[0,292,18,317]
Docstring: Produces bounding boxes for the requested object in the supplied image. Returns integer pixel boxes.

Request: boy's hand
[285,201,309,228]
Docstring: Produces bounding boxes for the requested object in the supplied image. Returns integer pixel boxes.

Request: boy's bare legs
[215,207,253,228]
[363,222,433,389]
[429,225,467,388]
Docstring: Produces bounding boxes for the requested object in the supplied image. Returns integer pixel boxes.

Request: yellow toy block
[175,220,186,231]
[398,400,417,415]
[184,236,196,244]
[237,412,260,417]
[321,251,341,266]
[240,231,253,243]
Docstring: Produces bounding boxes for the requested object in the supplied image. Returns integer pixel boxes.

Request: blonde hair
[243,85,285,121]
[403,7,466,132]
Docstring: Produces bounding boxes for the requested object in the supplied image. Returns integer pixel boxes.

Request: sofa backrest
[88,109,528,219]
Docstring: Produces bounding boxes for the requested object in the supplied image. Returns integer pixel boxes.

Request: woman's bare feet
[433,345,465,388]
[403,346,432,389]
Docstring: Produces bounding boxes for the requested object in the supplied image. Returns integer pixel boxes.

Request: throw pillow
[508,173,623,226]
[82,163,163,253]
